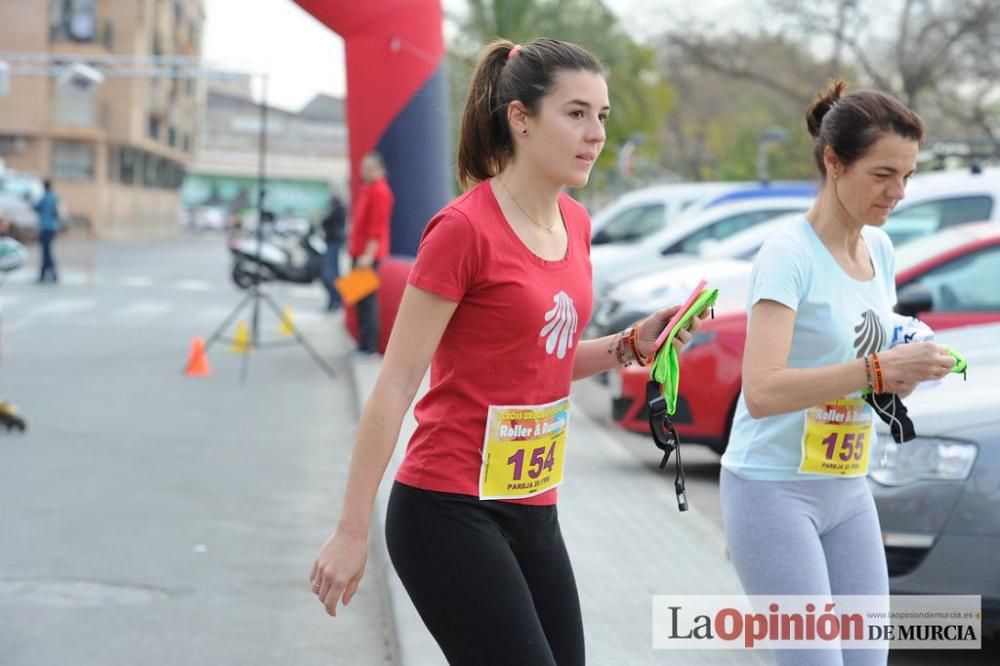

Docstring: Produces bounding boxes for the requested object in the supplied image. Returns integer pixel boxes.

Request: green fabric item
[948,347,968,374]
[649,288,719,414]
[861,346,967,397]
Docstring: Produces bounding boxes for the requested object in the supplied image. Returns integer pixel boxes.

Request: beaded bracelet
[606,327,650,367]
[607,328,632,366]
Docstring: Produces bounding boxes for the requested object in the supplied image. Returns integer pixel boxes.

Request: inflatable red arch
[294,1,451,352]
[294,0,451,257]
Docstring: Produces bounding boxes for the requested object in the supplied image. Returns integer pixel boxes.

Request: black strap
[864,392,916,444]
[646,381,688,511]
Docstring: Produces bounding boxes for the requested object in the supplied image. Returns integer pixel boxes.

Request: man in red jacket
[349,152,394,353]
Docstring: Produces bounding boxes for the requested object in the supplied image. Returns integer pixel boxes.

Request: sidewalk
[349,357,772,665]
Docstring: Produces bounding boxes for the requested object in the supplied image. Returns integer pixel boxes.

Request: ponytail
[455,38,605,190]
[456,40,517,190]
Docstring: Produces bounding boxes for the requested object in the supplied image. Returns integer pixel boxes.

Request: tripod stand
[199,73,336,382]
[203,278,336,382]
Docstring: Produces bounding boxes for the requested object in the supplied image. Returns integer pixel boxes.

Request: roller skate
[0,399,26,432]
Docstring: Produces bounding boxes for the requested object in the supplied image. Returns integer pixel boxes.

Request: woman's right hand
[310,525,369,617]
[877,342,955,393]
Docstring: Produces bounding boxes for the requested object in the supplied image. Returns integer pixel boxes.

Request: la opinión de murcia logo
[652,596,981,650]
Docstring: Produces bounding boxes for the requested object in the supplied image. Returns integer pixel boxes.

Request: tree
[654,33,832,180]
[662,0,1000,155]
[446,0,675,191]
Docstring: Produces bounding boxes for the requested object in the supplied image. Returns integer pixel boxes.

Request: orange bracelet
[870,352,885,394]
[629,326,654,367]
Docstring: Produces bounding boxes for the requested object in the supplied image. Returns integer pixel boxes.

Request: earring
[522,128,527,134]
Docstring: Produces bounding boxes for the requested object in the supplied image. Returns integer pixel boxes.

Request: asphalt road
[0,235,393,666]
[1,233,992,665]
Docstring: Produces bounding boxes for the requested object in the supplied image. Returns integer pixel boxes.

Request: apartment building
[0,0,204,237]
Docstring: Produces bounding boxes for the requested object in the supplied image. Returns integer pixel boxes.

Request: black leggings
[385,481,585,666]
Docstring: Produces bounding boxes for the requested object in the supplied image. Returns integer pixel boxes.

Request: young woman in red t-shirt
[310,37,703,664]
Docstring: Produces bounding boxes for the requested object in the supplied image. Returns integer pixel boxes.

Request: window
[117,147,137,184]
[592,204,666,245]
[669,209,791,255]
[906,245,1000,312]
[102,19,114,50]
[168,126,176,147]
[885,196,994,246]
[50,0,98,43]
[143,152,156,187]
[148,115,160,140]
[52,141,95,180]
[107,145,118,182]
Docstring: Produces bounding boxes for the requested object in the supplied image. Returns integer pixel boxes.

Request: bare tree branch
[664,33,810,105]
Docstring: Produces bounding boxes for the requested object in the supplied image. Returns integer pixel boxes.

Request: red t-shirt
[348,178,393,259]
[396,180,594,506]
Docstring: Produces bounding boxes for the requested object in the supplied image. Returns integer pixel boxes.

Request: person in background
[320,192,347,312]
[33,179,61,283]
[348,153,393,353]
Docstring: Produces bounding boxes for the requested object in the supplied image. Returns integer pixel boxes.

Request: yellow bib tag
[479,397,569,500]
[799,397,874,477]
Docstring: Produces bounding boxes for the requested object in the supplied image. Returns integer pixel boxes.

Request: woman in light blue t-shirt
[720,82,955,665]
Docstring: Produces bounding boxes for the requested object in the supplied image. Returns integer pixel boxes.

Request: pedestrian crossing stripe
[111,301,175,319]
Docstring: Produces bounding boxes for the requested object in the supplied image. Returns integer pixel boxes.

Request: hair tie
[508,44,522,61]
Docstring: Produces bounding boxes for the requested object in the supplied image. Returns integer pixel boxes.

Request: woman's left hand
[634,304,708,361]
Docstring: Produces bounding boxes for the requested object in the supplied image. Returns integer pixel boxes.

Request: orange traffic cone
[184,337,211,377]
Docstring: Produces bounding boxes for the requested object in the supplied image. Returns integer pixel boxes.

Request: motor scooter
[228,225,326,290]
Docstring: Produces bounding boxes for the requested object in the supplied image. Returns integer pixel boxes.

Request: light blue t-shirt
[721,216,896,481]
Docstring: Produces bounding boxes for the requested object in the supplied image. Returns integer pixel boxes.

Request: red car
[610,223,1000,453]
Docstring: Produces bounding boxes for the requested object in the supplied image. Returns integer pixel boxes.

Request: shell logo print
[540,292,579,359]
[853,309,886,357]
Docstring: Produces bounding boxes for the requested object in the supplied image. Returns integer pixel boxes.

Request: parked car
[695,212,801,261]
[590,182,745,246]
[589,180,816,247]
[185,205,229,231]
[882,166,1000,245]
[0,170,44,203]
[0,171,43,242]
[0,191,38,242]
[868,322,1000,636]
[591,196,814,295]
[588,211,810,338]
[0,171,78,239]
[609,222,1000,451]
[588,258,752,339]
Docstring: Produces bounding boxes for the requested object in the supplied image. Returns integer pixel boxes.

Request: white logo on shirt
[540,291,578,359]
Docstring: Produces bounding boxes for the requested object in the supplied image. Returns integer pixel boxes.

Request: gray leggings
[720,468,889,666]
